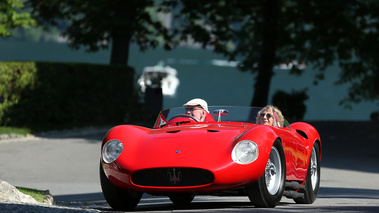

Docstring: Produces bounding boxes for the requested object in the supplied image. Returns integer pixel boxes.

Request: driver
[183,98,209,122]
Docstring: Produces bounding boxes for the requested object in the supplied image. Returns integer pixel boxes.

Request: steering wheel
[168,114,199,123]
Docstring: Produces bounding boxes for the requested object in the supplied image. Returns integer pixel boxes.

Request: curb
[0,134,38,143]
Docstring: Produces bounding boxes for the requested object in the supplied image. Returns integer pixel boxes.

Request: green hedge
[0,61,138,129]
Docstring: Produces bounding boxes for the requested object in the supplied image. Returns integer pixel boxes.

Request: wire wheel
[247,140,286,208]
[294,143,321,204]
[310,146,318,190]
[265,146,282,195]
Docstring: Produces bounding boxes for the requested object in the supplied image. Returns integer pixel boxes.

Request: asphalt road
[0,121,378,212]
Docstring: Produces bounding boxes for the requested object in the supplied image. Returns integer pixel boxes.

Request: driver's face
[185,106,206,122]
[258,110,274,126]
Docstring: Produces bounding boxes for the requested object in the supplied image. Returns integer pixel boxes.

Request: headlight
[102,139,123,163]
[232,140,259,164]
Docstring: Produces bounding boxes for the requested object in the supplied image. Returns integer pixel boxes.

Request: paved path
[0,132,106,199]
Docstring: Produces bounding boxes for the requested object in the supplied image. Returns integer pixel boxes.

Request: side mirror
[213,109,229,122]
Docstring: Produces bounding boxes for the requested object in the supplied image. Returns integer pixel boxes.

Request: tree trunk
[110,33,131,66]
[109,0,134,66]
[251,0,279,107]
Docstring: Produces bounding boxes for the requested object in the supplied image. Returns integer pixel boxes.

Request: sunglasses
[260,113,273,118]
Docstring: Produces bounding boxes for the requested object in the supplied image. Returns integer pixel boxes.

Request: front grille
[131,168,214,187]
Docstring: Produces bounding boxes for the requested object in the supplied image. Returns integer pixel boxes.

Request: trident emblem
[167,168,182,185]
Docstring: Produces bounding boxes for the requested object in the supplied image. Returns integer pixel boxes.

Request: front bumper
[102,158,266,193]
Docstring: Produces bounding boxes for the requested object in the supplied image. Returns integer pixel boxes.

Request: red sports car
[100,106,321,210]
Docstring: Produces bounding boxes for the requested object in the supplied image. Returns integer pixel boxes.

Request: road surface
[0,121,378,212]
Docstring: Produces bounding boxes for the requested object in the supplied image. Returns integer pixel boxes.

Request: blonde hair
[256,105,284,127]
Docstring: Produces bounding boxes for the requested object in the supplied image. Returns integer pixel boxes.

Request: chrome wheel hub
[310,147,318,190]
[265,146,282,195]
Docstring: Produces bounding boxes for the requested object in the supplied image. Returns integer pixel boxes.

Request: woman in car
[256,105,284,127]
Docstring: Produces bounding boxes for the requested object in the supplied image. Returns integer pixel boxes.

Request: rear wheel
[247,140,286,207]
[169,193,195,205]
[100,162,142,210]
[295,143,321,204]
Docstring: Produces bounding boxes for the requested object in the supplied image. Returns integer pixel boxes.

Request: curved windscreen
[163,106,260,122]
[154,106,289,128]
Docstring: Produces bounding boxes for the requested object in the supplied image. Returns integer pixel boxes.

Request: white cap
[183,98,209,112]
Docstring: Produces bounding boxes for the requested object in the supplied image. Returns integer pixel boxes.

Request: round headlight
[232,140,259,164]
[102,139,123,163]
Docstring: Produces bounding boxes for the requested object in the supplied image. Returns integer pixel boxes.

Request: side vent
[296,130,308,139]
[207,129,219,133]
[167,130,181,133]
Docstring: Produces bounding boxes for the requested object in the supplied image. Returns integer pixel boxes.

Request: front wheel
[246,140,286,207]
[294,143,321,204]
[100,162,142,210]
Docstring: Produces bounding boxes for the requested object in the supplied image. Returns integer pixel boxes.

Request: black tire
[247,140,286,207]
[295,142,321,204]
[99,162,142,210]
[169,193,195,205]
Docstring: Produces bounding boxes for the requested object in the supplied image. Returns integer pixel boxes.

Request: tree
[27,0,174,65]
[169,0,379,107]
[0,0,36,37]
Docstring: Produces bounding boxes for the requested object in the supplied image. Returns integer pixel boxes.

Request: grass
[0,126,31,136]
[16,187,47,203]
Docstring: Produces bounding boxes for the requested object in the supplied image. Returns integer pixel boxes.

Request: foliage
[0,62,37,125]
[24,0,379,107]
[0,126,30,135]
[3,25,62,42]
[27,0,174,65]
[167,0,379,107]
[0,62,137,130]
[0,0,36,37]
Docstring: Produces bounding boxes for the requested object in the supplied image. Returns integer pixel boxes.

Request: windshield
[154,106,286,128]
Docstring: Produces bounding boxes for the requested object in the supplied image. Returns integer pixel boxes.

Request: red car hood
[112,123,254,171]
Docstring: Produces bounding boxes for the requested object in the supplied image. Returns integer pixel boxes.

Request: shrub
[0,62,138,130]
[272,89,309,123]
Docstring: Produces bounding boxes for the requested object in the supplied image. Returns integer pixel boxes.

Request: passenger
[183,98,209,122]
[256,105,284,127]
